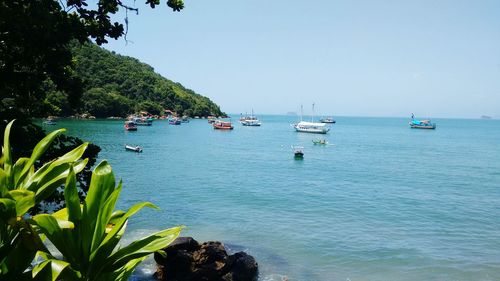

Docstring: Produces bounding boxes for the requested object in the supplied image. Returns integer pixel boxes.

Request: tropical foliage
[0,118,101,214]
[0,0,184,117]
[0,121,89,279]
[0,121,182,280]
[70,42,224,117]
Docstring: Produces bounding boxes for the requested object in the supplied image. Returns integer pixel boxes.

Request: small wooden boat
[124,121,137,131]
[213,120,233,130]
[125,145,142,153]
[312,139,328,145]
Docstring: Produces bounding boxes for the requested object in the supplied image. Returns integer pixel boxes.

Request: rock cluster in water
[154,237,258,281]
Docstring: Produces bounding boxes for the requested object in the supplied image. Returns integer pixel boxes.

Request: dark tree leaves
[0,0,184,117]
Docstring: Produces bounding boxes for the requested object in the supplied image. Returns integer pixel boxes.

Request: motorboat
[292,146,304,159]
[124,121,137,131]
[125,144,142,153]
[319,117,336,124]
[213,120,233,130]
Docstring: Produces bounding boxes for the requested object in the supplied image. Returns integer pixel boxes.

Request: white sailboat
[292,103,330,134]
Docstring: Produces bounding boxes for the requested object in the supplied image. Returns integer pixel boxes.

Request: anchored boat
[240,110,262,126]
[312,139,328,145]
[125,145,142,153]
[319,117,336,124]
[133,117,153,126]
[292,146,304,159]
[213,120,234,130]
[124,121,137,131]
[169,118,181,125]
[292,104,330,134]
[409,114,436,129]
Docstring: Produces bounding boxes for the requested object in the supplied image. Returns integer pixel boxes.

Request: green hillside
[70,43,223,118]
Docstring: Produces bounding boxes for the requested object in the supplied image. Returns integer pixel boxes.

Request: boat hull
[241,122,261,126]
[125,145,142,152]
[213,125,233,130]
[410,124,436,129]
[294,127,329,134]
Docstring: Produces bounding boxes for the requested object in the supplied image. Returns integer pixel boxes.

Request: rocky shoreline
[154,237,258,281]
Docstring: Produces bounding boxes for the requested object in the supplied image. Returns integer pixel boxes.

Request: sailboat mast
[312,103,315,122]
[300,105,303,122]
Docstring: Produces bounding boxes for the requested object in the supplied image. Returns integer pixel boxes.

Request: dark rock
[193,242,227,265]
[154,237,199,265]
[154,237,258,281]
[224,252,258,281]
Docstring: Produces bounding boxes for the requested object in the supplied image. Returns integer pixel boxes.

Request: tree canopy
[68,42,223,117]
[0,0,184,117]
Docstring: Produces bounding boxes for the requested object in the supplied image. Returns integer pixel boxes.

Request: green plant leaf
[98,256,147,281]
[34,159,88,203]
[64,167,81,223]
[0,198,16,221]
[52,142,88,166]
[32,214,76,259]
[90,181,122,255]
[96,202,158,257]
[12,157,29,187]
[104,226,183,272]
[81,160,115,260]
[32,251,73,281]
[3,120,15,188]
[8,189,35,216]
[0,168,8,196]
[26,142,88,190]
[15,128,66,187]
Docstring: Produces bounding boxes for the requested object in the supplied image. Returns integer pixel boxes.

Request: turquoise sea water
[46,116,500,281]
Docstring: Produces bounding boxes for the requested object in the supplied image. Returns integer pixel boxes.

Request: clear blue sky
[105,0,500,118]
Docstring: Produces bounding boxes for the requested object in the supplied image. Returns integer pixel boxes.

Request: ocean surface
[44,116,500,281]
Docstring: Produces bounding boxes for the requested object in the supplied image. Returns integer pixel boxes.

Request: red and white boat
[213,120,233,130]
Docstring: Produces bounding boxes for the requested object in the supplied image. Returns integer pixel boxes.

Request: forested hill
[71,43,224,118]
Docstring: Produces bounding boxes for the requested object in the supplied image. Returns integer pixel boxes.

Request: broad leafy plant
[0,120,88,279]
[32,161,183,280]
[0,120,183,280]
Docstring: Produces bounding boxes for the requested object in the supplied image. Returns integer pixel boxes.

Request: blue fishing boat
[410,114,436,129]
